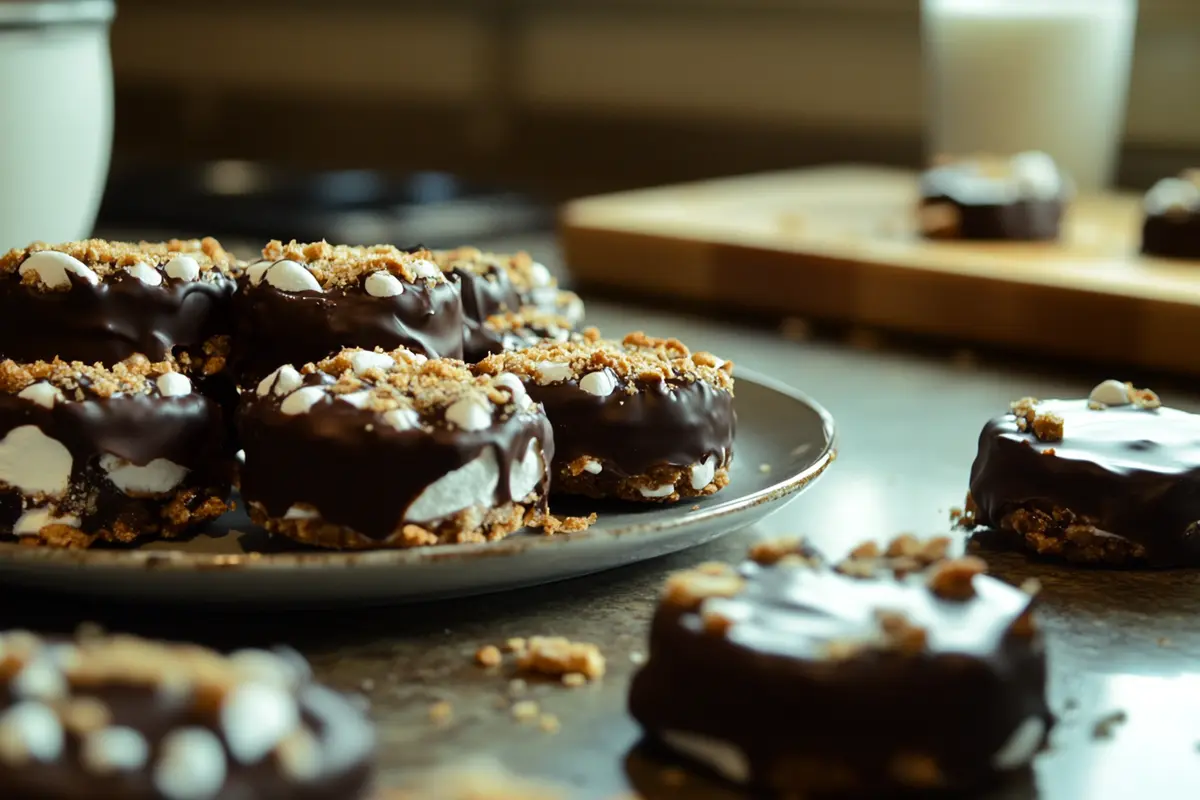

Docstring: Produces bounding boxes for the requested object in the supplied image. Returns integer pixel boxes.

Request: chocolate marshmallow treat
[230,241,464,385]
[918,151,1069,241]
[0,238,237,376]
[0,628,375,799]
[629,538,1049,795]
[433,247,584,361]
[1141,170,1200,260]
[238,347,554,549]
[474,330,735,503]
[0,357,234,549]
[963,380,1200,566]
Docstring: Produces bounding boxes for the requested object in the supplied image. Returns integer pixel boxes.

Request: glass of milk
[922,0,1138,192]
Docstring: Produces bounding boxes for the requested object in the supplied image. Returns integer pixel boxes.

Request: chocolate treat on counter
[475,330,734,503]
[467,310,575,363]
[918,151,1069,241]
[0,358,233,549]
[434,247,585,362]
[1140,171,1200,260]
[0,628,375,799]
[0,238,237,374]
[963,380,1200,566]
[229,241,464,385]
[629,539,1049,795]
[239,346,554,549]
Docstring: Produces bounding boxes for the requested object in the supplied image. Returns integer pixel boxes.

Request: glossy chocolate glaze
[0,272,235,366]
[969,400,1200,565]
[527,378,735,480]
[449,265,524,362]
[238,374,554,539]
[229,277,464,385]
[1142,212,1200,260]
[629,563,1048,793]
[920,158,1066,241]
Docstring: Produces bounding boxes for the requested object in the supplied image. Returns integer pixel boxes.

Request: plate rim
[0,368,836,572]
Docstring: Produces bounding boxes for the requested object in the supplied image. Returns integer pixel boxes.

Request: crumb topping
[926,556,988,600]
[662,565,745,611]
[747,536,822,567]
[475,329,734,390]
[483,309,574,340]
[0,238,236,281]
[258,240,446,289]
[0,356,183,399]
[835,534,953,580]
[516,637,606,681]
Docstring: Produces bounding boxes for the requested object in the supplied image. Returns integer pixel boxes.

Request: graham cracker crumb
[662,569,745,611]
[1129,384,1162,409]
[0,356,176,398]
[260,239,445,289]
[748,536,821,567]
[1010,396,1039,430]
[849,540,881,559]
[927,556,988,600]
[538,713,561,734]
[875,610,928,653]
[475,645,503,668]
[428,701,454,726]
[505,638,527,654]
[561,672,588,688]
[1,237,236,280]
[517,637,605,681]
[1032,411,1064,442]
[536,512,597,536]
[701,609,736,636]
[511,700,540,722]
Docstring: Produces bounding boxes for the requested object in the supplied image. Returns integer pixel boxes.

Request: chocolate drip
[1142,213,1200,260]
[229,279,465,384]
[528,379,735,477]
[969,400,1200,564]
[0,272,235,365]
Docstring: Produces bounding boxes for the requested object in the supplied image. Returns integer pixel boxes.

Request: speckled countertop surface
[4,233,1200,798]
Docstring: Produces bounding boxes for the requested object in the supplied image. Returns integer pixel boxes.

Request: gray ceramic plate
[0,371,835,606]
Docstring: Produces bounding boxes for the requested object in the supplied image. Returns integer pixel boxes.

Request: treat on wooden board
[918,151,1069,241]
[962,379,1200,566]
[0,357,234,549]
[0,238,237,375]
[1141,170,1200,260]
[474,329,734,503]
[238,346,554,549]
[0,627,375,799]
[433,247,584,362]
[628,537,1049,795]
[230,240,464,385]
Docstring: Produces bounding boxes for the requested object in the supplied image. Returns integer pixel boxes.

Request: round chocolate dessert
[0,238,237,375]
[0,628,375,799]
[0,357,233,548]
[230,241,464,384]
[629,537,1049,795]
[918,151,1069,241]
[1141,171,1200,260]
[474,330,734,503]
[239,346,554,549]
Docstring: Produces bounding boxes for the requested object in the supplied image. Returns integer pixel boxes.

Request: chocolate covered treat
[629,539,1049,795]
[239,346,554,549]
[0,358,233,549]
[230,241,464,384]
[434,247,584,362]
[1141,171,1200,260]
[475,330,735,503]
[472,310,575,362]
[919,151,1069,241]
[0,628,375,799]
[0,238,237,374]
[963,380,1200,566]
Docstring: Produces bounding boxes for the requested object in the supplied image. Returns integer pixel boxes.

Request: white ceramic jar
[0,0,114,252]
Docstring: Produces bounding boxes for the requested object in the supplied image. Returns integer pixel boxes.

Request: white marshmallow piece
[383,408,420,431]
[124,262,163,287]
[246,260,273,286]
[99,454,188,495]
[0,425,73,497]
[534,361,573,386]
[583,459,603,475]
[493,373,534,411]
[660,730,750,784]
[13,506,80,536]
[81,726,150,774]
[509,439,545,502]
[338,391,372,409]
[265,260,322,293]
[1089,379,1131,407]
[364,270,404,298]
[579,370,617,398]
[164,256,201,282]
[1145,177,1200,214]
[0,701,64,764]
[280,386,328,416]
[1010,151,1062,199]
[283,505,320,520]
[156,373,193,398]
[256,365,303,398]
[444,395,493,431]
[11,658,67,701]
[992,716,1046,770]
[17,382,63,409]
[349,350,394,375]
[690,455,716,490]
[408,258,441,280]
[221,682,300,765]
[639,483,676,499]
[529,261,553,287]
[153,727,227,800]
[406,449,500,522]
[18,251,100,290]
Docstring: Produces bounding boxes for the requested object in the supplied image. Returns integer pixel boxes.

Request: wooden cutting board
[559,165,1200,375]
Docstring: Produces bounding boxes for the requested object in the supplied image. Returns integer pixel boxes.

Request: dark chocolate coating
[526,378,735,483]
[969,400,1200,565]
[1142,212,1200,260]
[629,564,1049,793]
[229,276,464,385]
[0,388,232,538]
[449,265,524,362]
[0,271,235,366]
[238,374,554,539]
[0,654,374,799]
[920,162,1066,241]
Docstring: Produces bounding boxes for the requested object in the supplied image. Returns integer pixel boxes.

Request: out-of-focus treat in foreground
[1141,170,1200,260]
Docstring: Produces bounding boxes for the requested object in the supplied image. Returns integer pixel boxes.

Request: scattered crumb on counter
[539,713,561,734]
[758,463,772,474]
[629,651,646,665]
[379,757,571,800]
[505,637,527,653]
[1092,710,1127,739]
[508,678,528,695]
[475,645,503,668]
[538,512,599,536]
[561,672,588,688]
[512,700,540,722]
[518,636,606,680]
[429,700,454,726]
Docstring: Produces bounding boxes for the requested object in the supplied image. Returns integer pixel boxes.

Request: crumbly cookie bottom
[995,505,1148,566]
[554,462,731,503]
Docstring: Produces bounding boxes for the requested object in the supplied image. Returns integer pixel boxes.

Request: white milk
[922,0,1137,191]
